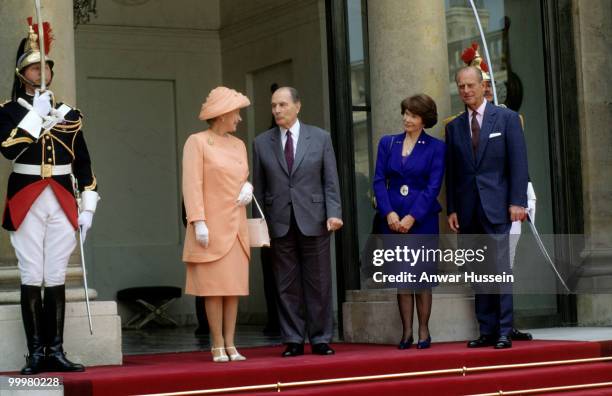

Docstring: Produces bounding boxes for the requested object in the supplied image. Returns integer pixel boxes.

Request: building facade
[0,0,610,352]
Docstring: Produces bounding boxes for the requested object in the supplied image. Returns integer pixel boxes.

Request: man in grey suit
[253,87,343,357]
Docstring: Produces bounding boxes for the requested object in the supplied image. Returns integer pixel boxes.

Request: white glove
[527,182,537,224]
[194,220,209,248]
[236,181,253,206]
[33,90,52,118]
[78,211,94,242]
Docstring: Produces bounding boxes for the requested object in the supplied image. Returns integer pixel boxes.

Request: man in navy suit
[445,66,528,349]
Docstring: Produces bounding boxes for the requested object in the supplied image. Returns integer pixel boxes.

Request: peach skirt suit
[182,130,250,296]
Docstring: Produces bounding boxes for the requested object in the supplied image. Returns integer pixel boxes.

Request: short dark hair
[455,66,483,84]
[275,86,300,103]
[400,94,438,129]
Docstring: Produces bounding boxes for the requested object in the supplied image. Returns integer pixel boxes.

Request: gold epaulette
[443,112,464,126]
[52,118,83,132]
[52,103,83,133]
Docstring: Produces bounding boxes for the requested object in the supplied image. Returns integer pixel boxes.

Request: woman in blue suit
[373,94,445,350]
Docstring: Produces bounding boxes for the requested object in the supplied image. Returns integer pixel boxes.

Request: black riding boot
[20,285,46,375]
[43,285,85,372]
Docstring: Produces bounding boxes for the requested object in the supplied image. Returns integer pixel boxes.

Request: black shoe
[511,328,533,341]
[43,285,85,372]
[312,343,335,355]
[398,336,413,350]
[494,335,512,349]
[20,285,46,375]
[281,343,304,357]
[467,335,496,348]
[417,336,432,349]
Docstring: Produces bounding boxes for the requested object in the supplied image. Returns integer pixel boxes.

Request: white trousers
[11,186,77,286]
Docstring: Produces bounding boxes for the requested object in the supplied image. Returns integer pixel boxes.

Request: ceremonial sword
[34,0,47,93]
[78,222,94,335]
[71,175,94,335]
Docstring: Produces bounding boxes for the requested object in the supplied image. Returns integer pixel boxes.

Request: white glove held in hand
[78,211,94,242]
[194,220,209,248]
[236,181,254,206]
[527,182,537,224]
[33,90,52,118]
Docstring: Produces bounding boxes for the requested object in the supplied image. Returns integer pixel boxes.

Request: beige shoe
[211,347,229,363]
[226,346,246,361]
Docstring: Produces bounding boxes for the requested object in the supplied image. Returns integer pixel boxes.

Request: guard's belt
[13,163,72,176]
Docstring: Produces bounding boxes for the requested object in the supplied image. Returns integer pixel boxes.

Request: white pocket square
[489,132,502,138]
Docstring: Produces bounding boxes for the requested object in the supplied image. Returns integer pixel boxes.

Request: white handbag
[248,196,270,247]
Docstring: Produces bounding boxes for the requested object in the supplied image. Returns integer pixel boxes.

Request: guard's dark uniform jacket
[0,94,97,231]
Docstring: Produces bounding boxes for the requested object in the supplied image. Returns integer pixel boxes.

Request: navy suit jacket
[445,101,528,227]
[373,131,446,225]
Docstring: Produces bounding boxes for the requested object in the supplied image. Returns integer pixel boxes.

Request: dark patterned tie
[284,130,294,172]
[471,111,480,154]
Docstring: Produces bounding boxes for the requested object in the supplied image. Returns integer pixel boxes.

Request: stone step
[343,286,478,344]
[0,301,122,371]
[0,287,98,304]
[0,265,87,290]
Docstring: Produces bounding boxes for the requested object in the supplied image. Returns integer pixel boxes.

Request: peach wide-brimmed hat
[198,86,251,121]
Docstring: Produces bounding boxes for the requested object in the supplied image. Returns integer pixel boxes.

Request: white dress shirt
[280,119,300,157]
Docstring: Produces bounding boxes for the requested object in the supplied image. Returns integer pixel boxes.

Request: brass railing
[468,381,612,395]
[136,356,612,396]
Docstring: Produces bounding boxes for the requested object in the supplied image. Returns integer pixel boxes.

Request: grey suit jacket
[253,122,342,238]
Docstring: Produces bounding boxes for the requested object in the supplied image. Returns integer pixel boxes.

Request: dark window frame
[541,0,581,325]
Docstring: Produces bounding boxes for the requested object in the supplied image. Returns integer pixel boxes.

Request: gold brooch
[207,137,214,146]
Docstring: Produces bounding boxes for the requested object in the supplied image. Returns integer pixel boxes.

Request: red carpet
[7,341,612,395]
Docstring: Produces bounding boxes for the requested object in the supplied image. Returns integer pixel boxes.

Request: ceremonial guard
[0,20,98,374]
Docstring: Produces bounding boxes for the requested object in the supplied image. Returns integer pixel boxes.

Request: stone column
[368,0,451,143]
[367,1,453,239]
[0,0,81,301]
[0,1,33,279]
[343,1,479,344]
[573,0,612,324]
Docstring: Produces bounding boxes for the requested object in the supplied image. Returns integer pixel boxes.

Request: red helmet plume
[27,16,54,55]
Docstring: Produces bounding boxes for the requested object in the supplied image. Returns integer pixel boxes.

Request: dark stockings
[397,291,432,341]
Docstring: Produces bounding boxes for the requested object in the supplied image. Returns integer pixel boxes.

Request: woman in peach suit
[182,87,252,362]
